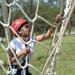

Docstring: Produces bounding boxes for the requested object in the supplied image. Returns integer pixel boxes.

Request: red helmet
[11,18,28,32]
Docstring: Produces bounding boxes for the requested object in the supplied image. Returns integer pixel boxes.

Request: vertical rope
[0,0,74,75]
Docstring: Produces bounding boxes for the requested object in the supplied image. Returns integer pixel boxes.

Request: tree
[0,0,74,35]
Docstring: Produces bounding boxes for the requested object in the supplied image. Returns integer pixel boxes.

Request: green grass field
[0,35,75,75]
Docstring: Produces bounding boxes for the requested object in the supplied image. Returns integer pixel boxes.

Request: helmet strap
[21,29,30,42]
[17,25,29,38]
[20,30,28,37]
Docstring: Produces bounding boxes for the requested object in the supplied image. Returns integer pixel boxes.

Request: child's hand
[55,14,64,23]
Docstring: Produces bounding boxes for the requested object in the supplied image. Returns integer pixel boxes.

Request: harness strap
[11,58,26,69]
[26,67,32,75]
[16,69,22,75]
[11,65,32,75]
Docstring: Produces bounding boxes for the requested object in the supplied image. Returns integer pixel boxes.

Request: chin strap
[20,31,28,37]
[19,27,28,37]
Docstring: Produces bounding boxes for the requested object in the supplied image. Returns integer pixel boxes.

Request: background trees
[0,0,75,37]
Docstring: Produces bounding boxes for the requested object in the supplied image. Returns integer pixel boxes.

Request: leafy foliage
[0,0,75,36]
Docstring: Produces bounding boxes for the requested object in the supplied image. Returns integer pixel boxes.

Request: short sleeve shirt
[10,36,36,65]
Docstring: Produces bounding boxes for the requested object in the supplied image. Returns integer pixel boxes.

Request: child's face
[22,23,31,37]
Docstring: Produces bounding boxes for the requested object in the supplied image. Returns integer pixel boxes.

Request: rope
[0,0,74,75]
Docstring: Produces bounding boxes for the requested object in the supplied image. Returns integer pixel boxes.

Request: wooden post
[30,0,33,18]
[2,0,12,43]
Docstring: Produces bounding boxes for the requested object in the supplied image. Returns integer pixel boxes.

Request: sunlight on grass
[0,35,75,75]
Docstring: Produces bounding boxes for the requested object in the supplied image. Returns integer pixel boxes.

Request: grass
[56,35,75,75]
[0,35,75,75]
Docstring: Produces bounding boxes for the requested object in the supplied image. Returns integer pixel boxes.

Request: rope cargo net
[0,0,75,75]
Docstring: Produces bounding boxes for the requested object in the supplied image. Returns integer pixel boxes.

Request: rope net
[0,0,75,75]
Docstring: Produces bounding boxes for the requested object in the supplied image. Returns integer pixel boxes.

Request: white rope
[41,0,75,75]
[0,0,75,75]
[49,0,75,74]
